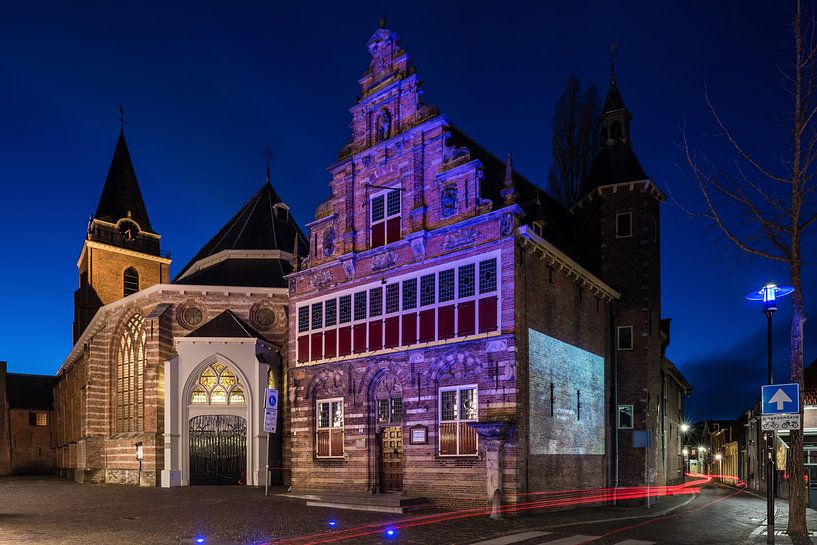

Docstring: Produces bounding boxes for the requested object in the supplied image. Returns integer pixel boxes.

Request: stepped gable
[94,129,154,232]
[174,181,308,288]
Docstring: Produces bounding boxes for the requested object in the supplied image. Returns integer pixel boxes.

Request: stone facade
[287,24,624,508]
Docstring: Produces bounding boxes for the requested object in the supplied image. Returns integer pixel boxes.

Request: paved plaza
[1,477,814,545]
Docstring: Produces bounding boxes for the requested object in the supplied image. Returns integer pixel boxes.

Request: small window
[339,295,352,324]
[317,398,344,458]
[439,269,455,302]
[479,258,498,293]
[617,326,634,351]
[420,274,435,306]
[298,307,309,333]
[439,385,478,456]
[369,287,383,317]
[325,299,337,327]
[123,267,139,296]
[353,291,367,321]
[376,397,403,423]
[618,404,634,429]
[385,284,400,314]
[29,412,48,426]
[616,212,632,238]
[370,189,401,248]
[311,302,323,330]
[402,278,417,310]
[458,263,475,298]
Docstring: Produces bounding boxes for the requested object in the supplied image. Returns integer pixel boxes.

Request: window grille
[353,292,367,321]
[311,302,323,330]
[458,263,475,298]
[420,274,435,306]
[479,258,497,294]
[385,284,400,314]
[369,287,383,317]
[402,278,417,310]
[339,295,352,324]
[439,269,455,302]
[298,307,309,333]
[325,299,337,327]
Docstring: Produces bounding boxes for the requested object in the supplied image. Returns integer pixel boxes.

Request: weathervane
[260,144,276,182]
[116,105,126,128]
[609,42,617,85]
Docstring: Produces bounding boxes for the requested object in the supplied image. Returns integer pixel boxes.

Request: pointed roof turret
[500,153,518,205]
[174,179,308,287]
[94,129,154,233]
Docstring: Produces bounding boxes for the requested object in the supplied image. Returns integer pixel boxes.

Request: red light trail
[266,473,731,545]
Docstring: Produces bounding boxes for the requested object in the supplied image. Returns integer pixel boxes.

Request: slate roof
[94,129,154,233]
[173,181,308,287]
[186,310,267,341]
[584,142,647,188]
[601,76,627,114]
[6,373,58,410]
[446,126,575,250]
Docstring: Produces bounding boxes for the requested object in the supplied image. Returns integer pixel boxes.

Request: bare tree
[680,0,817,535]
[548,76,600,207]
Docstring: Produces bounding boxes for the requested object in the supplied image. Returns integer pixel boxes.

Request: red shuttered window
[438,386,478,456]
[438,305,455,340]
[401,312,417,346]
[369,319,383,351]
[353,323,367,353]
[338,326,352,356]
[457,300,475,337]
[384,317,399,348]
[419,309,435,343]
[370,189,401,249]
[297,336,309,363]
[323,329,337,359]
[316,399,344,458]
[478,296,498,333]
[310,333,323,362]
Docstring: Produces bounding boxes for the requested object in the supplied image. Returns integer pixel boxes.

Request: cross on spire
[116,105,126,130]
[260,145,275,183]
[609,42,617,86]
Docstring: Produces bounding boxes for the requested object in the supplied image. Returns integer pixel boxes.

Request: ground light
[384,527,397,539]
[327,520,337,528]
[194,537,206,544]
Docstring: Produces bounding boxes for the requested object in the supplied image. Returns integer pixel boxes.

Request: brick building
[286,23,690,507]
[54,129,306,486]
[0,361,58,475]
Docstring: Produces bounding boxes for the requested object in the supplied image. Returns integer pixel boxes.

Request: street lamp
[746,281,794,545]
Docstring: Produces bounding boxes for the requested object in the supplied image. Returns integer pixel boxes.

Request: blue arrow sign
[761,383,800,415]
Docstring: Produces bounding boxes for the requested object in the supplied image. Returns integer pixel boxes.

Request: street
[1,477,813,545]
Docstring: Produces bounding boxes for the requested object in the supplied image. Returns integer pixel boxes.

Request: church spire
[598,45,632,147]
[94,127,154,233]
[500,153,518,205]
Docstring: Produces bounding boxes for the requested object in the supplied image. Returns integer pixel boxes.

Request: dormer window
[370,189,401,249]
[274,203,290,222]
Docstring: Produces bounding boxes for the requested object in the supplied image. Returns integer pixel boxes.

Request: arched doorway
[187,361,249,485]
[372,372,403,493]
[189,415,247,485]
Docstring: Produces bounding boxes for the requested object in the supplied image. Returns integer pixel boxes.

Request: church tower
[73,129,171,343]
[573,63,666,487]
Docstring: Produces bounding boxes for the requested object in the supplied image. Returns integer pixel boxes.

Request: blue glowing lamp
[328,520,337,528]
[194,537,206,545]
[385,528,397,539]
[745,282,794,313]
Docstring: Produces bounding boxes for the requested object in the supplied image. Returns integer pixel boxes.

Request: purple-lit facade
[284,24,637,507]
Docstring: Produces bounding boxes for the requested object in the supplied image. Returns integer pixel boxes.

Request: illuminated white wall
[528,329,605,455]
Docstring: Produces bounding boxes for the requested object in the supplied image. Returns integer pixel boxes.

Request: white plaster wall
[162,338,273,487]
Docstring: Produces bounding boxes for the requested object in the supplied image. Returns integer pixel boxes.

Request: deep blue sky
[1,2,814,420]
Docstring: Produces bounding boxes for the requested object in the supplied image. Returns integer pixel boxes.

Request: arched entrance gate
[189,415,247,485]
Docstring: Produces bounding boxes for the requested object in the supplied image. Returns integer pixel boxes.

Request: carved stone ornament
[323,226,336,257]
[486,339,508,353]
[309,269,332,290]
[442,228,477,250]
[342,258,356,280]
[441,184,458,218]
[288,278,297,295]
[371,249,398,271]
[500,213,514,237]
[410,237,425,259]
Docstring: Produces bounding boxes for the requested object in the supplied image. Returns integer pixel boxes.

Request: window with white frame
[617,325,634,350]
[316,398,344,458]
[370,189,401,248]
[618,404,634,429]
[377,397,404,424]
[439,385,478,456]
[295,253,501,364]
[616,212,632,238]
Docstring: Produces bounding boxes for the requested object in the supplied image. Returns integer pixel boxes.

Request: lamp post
[746,282,794,545]
[681,424,690,478]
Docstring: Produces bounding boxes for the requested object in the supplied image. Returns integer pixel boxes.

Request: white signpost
[761,413,801,431]
[264,388,278,434]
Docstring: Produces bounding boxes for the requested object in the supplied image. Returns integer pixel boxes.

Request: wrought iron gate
[189,415,247,485]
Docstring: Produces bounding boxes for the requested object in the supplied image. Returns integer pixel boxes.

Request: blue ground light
[385,527,397,539]
[328,520,337,528]
[194,537,206,544]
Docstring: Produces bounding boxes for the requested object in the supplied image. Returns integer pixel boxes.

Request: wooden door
[381,426,403,492]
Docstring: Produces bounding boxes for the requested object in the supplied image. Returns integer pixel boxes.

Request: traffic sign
[761,383,800,415]
[264,408,278,434]
[761,414,801,431]
[265,388,279,410]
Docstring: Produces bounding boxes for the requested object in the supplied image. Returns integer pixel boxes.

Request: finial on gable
[500,153,518,205]
[379,17,387,29]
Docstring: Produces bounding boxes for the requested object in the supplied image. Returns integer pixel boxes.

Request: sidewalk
[743,494,817,544]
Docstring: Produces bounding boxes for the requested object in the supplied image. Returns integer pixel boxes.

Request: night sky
[1,2,814,420]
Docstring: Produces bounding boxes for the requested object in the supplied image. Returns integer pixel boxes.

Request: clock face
[119,220,139,240]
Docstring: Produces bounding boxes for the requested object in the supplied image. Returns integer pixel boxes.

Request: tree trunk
[787,270,808,536]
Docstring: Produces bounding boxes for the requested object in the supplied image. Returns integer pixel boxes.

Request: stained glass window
[116,314,146,432]
[190,362,246,405]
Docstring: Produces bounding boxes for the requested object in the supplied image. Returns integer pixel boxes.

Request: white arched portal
[162,339,274,488]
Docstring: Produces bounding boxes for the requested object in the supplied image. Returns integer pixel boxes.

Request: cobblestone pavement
[0,477,811,545]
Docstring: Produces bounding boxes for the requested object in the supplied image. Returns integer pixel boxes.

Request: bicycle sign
[761,413,801,431]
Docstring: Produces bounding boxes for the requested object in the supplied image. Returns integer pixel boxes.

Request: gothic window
[123,267,139,296]
[376,109,391,143]
[189,362,246,405]
[116,314,146,432]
